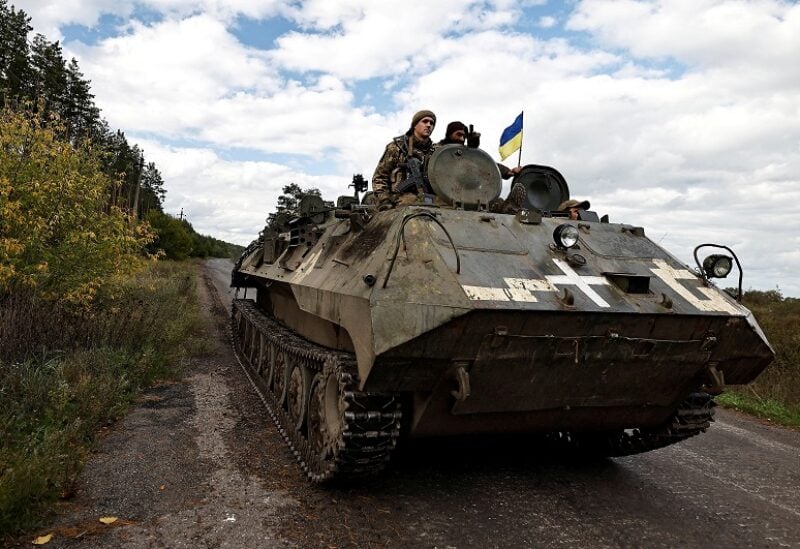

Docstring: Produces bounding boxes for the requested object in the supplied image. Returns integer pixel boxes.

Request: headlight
[702,254,733,278]
[553,224,579,249]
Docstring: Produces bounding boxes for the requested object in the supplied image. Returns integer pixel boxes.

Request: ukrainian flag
[498,112,523,160]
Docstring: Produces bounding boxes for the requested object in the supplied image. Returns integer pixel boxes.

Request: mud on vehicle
[231,144,774,483]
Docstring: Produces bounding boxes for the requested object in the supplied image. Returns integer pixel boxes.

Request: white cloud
[270,0,525,80]
[134,139,351,243]
[16,0,285,39]
[68,15,277,135]
[538,15,557,28]
[12,0,800,294]
[567,0,800,79]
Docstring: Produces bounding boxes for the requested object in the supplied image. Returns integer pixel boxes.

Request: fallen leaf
[32,533,53,545]
[99,517,118,525]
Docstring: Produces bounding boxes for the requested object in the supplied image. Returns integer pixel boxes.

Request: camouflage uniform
[372,134,437,206]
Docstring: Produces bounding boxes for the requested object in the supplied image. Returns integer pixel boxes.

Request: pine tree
[65,58,100,141]
[0,0,33,106]
[140,162,166,216]
[29,33,69,118]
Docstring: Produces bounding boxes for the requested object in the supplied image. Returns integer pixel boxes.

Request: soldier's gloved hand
[467,131,481,149]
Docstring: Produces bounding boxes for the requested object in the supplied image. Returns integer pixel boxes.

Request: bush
[0,108,152,305]
[719,288,800,425]
[0,261,203,536]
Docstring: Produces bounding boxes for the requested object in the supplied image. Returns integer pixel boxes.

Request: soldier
[439,120,521,180]
[558,199,591,220]
[438,121,468,146]
[372,110,437,209]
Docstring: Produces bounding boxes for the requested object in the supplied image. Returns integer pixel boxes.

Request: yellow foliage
[0,108,154,306]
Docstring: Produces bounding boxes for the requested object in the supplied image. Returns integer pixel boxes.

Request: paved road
[31,258,800,548]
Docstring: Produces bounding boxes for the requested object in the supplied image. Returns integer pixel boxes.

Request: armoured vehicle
[231,144,774,483]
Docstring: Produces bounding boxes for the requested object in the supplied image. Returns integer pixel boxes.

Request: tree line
[1,0,243,271]
[0,0,164,218]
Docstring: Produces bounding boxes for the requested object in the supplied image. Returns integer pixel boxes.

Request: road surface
[29,258,800,548]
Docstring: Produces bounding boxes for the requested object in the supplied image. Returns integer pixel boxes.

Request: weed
[0,261,203,536]
[718,290,800,426]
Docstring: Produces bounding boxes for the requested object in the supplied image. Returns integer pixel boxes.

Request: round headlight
[553,224,579,249]
[702,254,733,278]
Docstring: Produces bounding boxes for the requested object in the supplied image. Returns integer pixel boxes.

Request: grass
[0,261,205,537]
[716,289,800,428]
[717,391,800,427]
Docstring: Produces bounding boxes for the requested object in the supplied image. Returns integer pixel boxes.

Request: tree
[29,33,68,118]
[267,183,321,226]
[139,161,166,216]
[64,58,100,142]
[145,212,193,260]
[0,2,167,216]
[0,0,33,106]
[0,108,152,304]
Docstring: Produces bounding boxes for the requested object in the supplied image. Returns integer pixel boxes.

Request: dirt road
[29,258,800,548]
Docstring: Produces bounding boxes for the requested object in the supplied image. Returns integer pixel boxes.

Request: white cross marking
[546,258,611,307]
[650,259,739,314]
[462,259,610,307]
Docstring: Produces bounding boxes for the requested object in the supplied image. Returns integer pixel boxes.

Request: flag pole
[516,110,523,168]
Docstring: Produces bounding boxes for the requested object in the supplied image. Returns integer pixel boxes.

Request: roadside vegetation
[0,263,204,535]
[0,1,237,537]
[717,289,800,427]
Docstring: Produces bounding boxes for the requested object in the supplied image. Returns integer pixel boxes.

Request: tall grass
[718,290,800,426]
[0,261,204,536]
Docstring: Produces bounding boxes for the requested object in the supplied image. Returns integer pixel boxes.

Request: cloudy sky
[15,0,800,295]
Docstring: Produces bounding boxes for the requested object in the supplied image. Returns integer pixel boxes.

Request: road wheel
[287,362,312,433]
[272,350,289,407]
[307,368,345,467]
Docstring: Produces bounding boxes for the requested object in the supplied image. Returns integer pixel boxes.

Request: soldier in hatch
[440,120,521,180]
[372,110,438,209]
[438,121,468,146]
[558,199,591,220]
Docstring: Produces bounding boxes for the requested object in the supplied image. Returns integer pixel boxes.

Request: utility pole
[132,157,143,219]
[179,208,184,221]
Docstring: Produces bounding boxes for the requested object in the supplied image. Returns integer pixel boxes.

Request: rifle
[394,157,429,194]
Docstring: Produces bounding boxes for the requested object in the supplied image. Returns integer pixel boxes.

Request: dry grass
[0,261,204,536]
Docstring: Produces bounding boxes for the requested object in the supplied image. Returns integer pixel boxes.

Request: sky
[14,0,800,296]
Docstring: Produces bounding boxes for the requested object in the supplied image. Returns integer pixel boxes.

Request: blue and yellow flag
[498,112,523,160]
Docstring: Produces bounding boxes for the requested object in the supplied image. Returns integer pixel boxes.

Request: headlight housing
[702,254,733,278]
[553,224,579,249]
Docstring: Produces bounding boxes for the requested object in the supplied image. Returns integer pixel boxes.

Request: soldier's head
[443,121,467,145]
[558,199,591,220]
[409,110,436,140]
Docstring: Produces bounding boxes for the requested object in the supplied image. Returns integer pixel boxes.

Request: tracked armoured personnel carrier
[231,144,774,482]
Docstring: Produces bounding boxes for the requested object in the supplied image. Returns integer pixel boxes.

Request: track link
[231,298,401,483]
[548,392,716,456]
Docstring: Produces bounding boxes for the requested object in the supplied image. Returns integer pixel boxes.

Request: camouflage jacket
[371,134,437,199]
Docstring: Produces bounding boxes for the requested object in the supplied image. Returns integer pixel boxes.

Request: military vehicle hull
[232,202,773,482]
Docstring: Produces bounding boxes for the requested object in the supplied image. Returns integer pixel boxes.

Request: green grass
[717,390,800,427]
[0,261,205,537]
[715,290,800,428]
